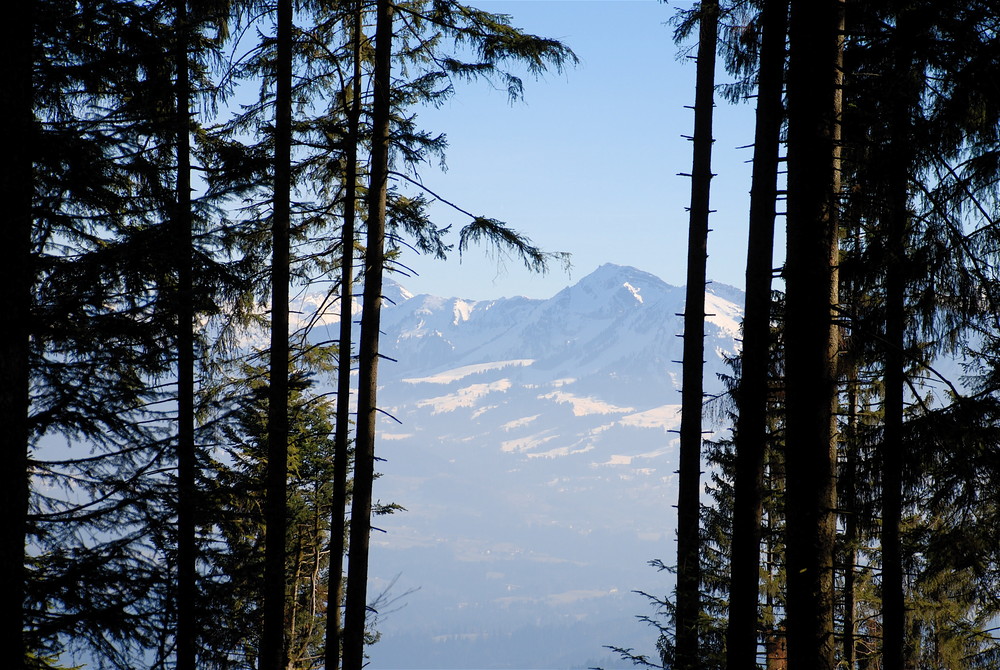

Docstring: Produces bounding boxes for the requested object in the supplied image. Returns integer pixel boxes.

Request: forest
[5,0,1000,669]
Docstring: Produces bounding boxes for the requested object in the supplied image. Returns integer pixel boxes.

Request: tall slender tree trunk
[675,2,718,667]
[782,0,843,667]
[0,2,34,668]
[261,0,294,668]
[725,0,787,666]
[325,4,365,669]
[881,13,916,670]
[173,2,197,668]
[342,2,392,668]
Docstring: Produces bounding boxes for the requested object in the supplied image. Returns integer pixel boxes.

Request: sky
[394,0,765,301]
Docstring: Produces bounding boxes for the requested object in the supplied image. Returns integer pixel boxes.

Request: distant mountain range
[309,264,744,669]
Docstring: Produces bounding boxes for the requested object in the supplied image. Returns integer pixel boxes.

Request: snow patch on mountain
[537,390,635,416]
[500,415,540,431]
[453,300,477,323]
[528,443,597,459]
[500,432,558,454]
[623,281,644,304]
[416,379,513,413]
[403,359,534,384]
[619,403,683,429]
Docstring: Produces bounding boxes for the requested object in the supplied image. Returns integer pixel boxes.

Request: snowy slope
[310,264,743,669]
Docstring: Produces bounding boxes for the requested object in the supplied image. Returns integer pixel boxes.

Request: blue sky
[396,0,767,300]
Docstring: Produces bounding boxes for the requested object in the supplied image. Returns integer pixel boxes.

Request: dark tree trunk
[725,0,787,666]
[0,1,34,667]
[675,2,718,667]
[882,240,905,670]
[881,13,916,670]
[325,4,365,669]
[261,0,293,667]
[173,2,197,668]
[782,0,843,667]
[342,1,393,668]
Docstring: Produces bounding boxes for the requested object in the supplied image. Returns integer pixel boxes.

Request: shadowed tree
[674,2,719,667]
[341,2,394,668]
[725,0,788,666]
[260,0,294,667]
[325,2,365,668]
[172,1,198,666]
[0,0,34,665]
[782,0,843,666]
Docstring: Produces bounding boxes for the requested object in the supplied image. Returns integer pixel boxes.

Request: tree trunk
[325,3,364,669]
[725,0,787,666]
[675,2,718,667]
[261,0,294,667]
[0,1,34,667]
[173,2,197,668]
[881,12,916,670]
[782,0,843,667]
[342,1,392,668]
[766,630,788,670]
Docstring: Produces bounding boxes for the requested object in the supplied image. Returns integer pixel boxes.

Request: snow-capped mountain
[310,264,744,669]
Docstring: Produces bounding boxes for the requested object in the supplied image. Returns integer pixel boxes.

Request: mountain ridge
[309,263,744,669]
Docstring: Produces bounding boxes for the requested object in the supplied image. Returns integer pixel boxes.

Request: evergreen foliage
[16,0,573,667]
[20,1,1000,669]
[616,3,1000,670]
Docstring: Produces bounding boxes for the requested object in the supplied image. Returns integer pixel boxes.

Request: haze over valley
[309,264,743,669]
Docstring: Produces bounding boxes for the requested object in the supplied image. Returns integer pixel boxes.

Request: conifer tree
[782,0,843,666]
[325,3,365,667]
[21,2,195,665]
[674,3,719,667]
[836,5,1000,665]
[260,0,294,667]
[879,8,918,666]
[701,326,788,670]
[342,2,394,668]
[0,0,35,665]
[209,352,343,670]
[725,1,787,666]
[172,2,199,666]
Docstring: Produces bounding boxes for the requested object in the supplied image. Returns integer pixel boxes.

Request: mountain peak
[585,263,674,288]
[549,264,679,313]
[383,278,415,306]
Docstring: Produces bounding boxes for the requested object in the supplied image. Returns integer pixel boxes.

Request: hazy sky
[395,0,766,300]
